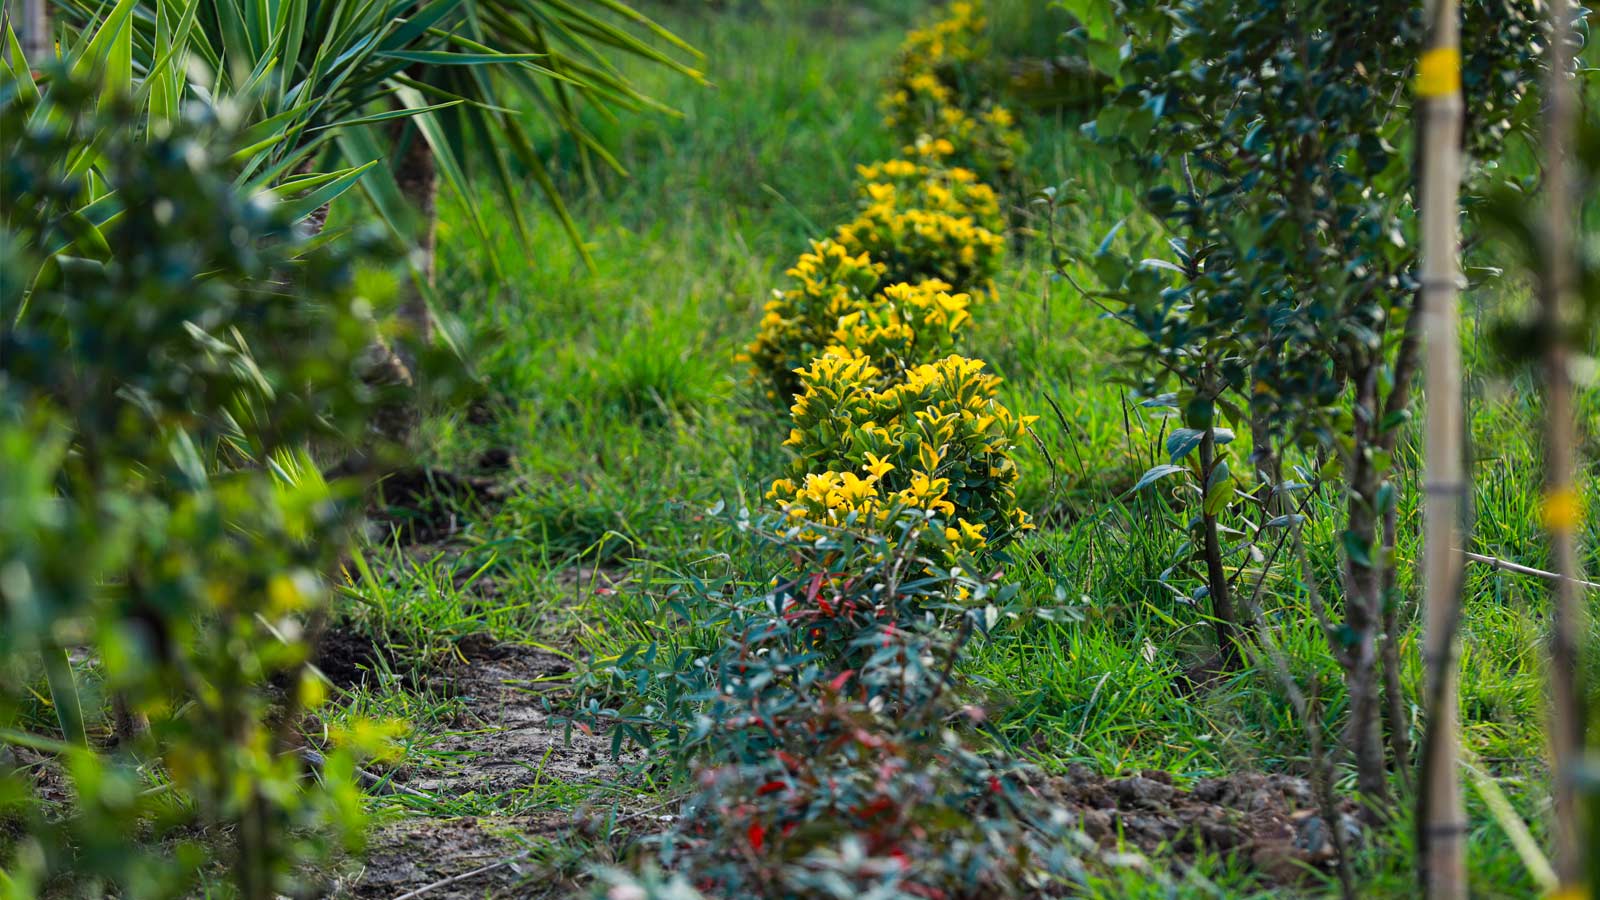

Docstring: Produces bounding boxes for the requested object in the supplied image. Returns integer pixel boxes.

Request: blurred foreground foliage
[1,66,403,898]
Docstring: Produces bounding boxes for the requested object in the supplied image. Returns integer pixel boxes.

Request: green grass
[327,1,1600,896]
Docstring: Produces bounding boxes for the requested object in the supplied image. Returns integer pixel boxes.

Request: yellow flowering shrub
[898,0,988,68]
[891,103,1026,182]
[833,199,1004,296]
[744,240,981,403]
[831,279,972,383]
[743,240,885,402]
[854,159,1003,233]
[768,351,1033,557]
[881,1,1027,182]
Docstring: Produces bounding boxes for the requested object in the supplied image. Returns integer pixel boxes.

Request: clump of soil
[1028,765,1359,885]
[314,626,396,691]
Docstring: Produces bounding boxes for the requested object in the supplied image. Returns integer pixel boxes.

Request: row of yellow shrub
[882,1,1027,182]
[745,0,1032,561]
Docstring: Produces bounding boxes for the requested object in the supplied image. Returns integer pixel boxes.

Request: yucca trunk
[393,122,437,352]
[1540,0,1586,886]
[16,0,50,59]
[1414,0,1468,896]
[348,121,437,452]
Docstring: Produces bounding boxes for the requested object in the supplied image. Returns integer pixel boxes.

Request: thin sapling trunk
[1198,421,1240,669]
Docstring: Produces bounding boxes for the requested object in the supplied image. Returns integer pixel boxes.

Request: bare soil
[1029,765,1359,887]
[408,639,631,797]
[369,465,506,544]
[334,814,557,899]
[329,634,1355,897]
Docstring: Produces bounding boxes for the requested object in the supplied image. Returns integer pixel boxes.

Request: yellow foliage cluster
[743,240,886,401]
[831,280,973,382]
[768,352,1034,558]
[834,198,1003,296]
[745,1,1032,563]
[834,157,1004,294]
[854,159,1002,232]
[880,0,1026,182]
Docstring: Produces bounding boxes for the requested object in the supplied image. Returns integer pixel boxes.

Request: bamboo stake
[1539,0,1587,886]
[1415,1,1468,896]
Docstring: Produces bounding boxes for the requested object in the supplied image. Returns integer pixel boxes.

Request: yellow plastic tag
[1417,47,1461,98]
[1542,487,1583,533]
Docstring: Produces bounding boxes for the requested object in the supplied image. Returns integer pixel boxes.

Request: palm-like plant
[42,0,702,343]
[2,4,382,308]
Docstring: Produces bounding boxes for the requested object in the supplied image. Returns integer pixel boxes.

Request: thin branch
[1462,551,1600,591]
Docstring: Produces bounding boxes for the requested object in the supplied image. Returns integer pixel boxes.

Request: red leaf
[805,571,825,604]
[829,669,856,692]
[748,821,765,852]
[756,780,787,796]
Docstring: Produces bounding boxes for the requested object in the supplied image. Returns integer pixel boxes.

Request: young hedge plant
[573,512,1092,899]
[1,67,400,898]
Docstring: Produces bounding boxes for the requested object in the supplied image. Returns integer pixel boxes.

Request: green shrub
[1,69,397,898]
[574,514,1086,899]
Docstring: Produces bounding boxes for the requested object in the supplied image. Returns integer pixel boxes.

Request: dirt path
[329,637,642,899]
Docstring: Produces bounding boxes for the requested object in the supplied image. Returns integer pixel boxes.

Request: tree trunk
[1415,2,1468,895]
[1250,410,1282,511]
[1342,496,1390,813]
[1199,424,1239,669]
[1379,504,1413,792]
[1539,0,1586,886]
[1335,360,1394,816]
[347,121,438,453]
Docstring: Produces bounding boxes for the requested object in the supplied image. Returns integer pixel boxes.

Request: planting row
[582,4,1110,897]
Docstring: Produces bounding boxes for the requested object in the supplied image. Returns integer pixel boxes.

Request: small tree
[1535,1,1587,886]
[1480,4,1596,884]
[1062,0,1545,811]
[1059,214,1250,670]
